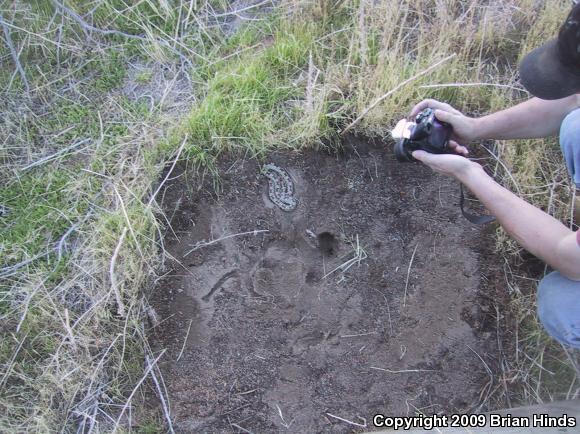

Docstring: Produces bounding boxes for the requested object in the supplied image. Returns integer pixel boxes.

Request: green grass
[135,69,153,84]
[0,169,82,260]
[186,24,317,154]
[93,52,128,92]
[0,0,577,432]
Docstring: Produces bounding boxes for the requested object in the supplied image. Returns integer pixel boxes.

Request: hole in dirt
[317,231,338,256]
[148,136,501,433]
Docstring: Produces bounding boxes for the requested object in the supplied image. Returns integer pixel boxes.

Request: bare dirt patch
[122,61,194,114]
[149,136,500,433]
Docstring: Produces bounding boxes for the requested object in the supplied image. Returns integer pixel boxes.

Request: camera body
[393,108,453,162]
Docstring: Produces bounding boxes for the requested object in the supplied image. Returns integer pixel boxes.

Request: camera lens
[394,139,413,162]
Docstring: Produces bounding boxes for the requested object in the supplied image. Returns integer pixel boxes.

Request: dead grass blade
[340,54,456,135]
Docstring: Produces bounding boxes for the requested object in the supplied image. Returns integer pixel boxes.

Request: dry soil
[149,136,500,433]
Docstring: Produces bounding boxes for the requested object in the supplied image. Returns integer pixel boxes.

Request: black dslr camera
[393,108,453,162]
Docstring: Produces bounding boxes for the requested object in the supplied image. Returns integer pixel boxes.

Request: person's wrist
[466,117,482,142]
[455,159,484,183]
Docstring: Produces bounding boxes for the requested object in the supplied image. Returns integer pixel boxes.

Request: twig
[325,413,367,428]
[212,0,274,18]
[403,243,419,306]
[183,0,195,30]
[236,389,257,395]
[370,366,436,373]
[0,13,30,93]
[184,230,269,256]
[63,308,77,350]
[147,355,175,434]
[54,0,119,39]
[57,222,79,260]
[0,19,77,50]
[78,394,99,434]
[81,335,120,419]
[482,146,522,196]
[112,350,166,433]
[21,138,91,171]
[110,227,128,318]
[521,349,555,375]
[147,135,188,208]
[176,319,192,362]
[51,0,200,65]
[16,284,42,333]
[341,53,456,135]
[275,404,292,429]
[340,332,376,338]
[305,51,319,114]
[208,42,262,66]
[465,343,494,411]
[323,235,367,279]
[231,423,254,434]
[58,204,95,260]
[1,209,92,280]
[372,288,393,336]
[563,346,580,380]
[114,186,145,261]
[0,251,49,279]
[0,334,27,388]
[358,0,367,66]
[419,82,525,92]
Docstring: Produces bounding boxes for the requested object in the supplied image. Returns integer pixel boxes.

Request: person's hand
[412,150,479,179]
[410,99,479,145]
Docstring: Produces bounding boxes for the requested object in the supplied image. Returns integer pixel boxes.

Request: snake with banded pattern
[262,163,297,211]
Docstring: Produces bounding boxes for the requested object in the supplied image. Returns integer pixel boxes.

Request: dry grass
[0,0,577,432]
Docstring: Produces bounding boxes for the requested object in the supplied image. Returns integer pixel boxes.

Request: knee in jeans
[561,108,580,137]
[537,272,580,348]
[560,109,580,188]
[537,273,561,328]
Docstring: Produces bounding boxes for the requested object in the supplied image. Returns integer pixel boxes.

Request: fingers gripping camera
[391,108,453,162]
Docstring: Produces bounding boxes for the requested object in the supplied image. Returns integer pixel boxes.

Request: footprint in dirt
[250,259,305,303]
[291,329,339,355]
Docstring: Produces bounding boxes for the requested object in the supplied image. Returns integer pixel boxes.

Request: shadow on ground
[148,136,499,433]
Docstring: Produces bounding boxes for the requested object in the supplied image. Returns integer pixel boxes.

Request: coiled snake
[262,163,297,211]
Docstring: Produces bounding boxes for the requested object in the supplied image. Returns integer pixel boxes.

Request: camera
[392,108,453,162]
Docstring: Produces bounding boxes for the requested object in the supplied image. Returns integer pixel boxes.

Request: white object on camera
[391,118,414,140]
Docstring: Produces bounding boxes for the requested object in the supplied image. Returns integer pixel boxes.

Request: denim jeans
[536,109,580,349]
[560,108,580,188]
[538,272,580,349]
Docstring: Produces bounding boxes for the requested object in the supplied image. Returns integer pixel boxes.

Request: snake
[262,163,297,211]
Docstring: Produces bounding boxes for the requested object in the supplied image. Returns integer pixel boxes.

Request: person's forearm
[473,95,579,141]
[457,163,580,280]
